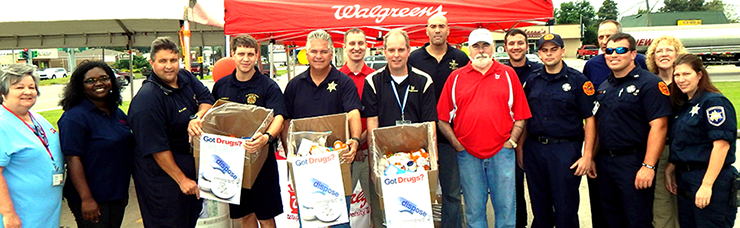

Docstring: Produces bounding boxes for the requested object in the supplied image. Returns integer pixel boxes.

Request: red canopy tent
[224,0,554,47]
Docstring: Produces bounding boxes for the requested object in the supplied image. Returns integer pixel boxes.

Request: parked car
[494,52,510,65]
[36,67,67,79]
[577,45,599,60]
[261,62,276,77]
[525,54,543,64]
[364,55,387,70]
[113,69,131,86]
[190,62,210,76]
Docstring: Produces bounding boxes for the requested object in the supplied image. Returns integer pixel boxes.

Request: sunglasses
[605,47,631,55]
[83,75,111,85]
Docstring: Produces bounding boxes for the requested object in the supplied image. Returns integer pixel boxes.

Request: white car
[36,67,67,79]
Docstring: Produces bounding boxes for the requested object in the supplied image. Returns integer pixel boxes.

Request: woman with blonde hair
[645,35,687,228]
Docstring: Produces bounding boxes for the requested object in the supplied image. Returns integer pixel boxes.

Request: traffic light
[20,48,28,60]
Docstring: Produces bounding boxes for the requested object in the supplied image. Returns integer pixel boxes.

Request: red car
[577,45,599,60]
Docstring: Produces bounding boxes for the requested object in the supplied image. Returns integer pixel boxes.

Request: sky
[551,0,740,20]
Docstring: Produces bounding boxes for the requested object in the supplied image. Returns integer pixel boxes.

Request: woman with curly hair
[644,35,688,228]
[58,61,133,227]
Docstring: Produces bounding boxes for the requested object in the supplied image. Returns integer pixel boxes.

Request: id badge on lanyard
[391,82,412,126]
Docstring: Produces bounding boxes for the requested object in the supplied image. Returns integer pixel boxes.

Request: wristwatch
[264,132,277,144]
[189,114,199,120]
[350,137,361,144]
[508,139,518,148]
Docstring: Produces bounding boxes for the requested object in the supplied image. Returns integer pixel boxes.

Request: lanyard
[390,82,410,121]
[2,104,58,171]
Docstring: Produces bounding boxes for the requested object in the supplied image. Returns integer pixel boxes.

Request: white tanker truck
[623,23,740,66]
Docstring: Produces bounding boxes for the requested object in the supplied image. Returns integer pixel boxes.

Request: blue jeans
[438,143,463,228]
[458,148,516,228]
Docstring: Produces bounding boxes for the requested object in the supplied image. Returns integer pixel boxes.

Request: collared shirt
[0,109,63,228]
[437,61,531,159]
[584,53,648,90]
[524,62,595,138]
[129,69,215,157]
[284,66,361,119]
[212,68,287,117]
[361,64,437,127]
[409,43,470,144]
[506,58,544,85]
[340,63,377,150]
[670,91,736,166]
[594,66,672,151]
[58,98,133,204]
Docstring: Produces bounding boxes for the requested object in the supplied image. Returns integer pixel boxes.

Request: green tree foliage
[113,55,151,70]
[555,0,598,45]
[597,0,619,21]
[659,0,738,22]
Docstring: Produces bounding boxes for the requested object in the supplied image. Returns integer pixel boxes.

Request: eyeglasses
[83,76,111,85]
[605,47,631,55]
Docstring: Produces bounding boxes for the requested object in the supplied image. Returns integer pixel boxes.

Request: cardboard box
[286,113,353,196]
[193,100,274,189]
[370,122,439,208]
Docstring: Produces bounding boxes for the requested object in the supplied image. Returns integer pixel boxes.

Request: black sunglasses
[605,47,631,55]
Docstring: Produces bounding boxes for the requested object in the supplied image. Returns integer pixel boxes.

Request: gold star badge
[690,104,700,116]
[449,60,459,70]
[327,81,338,93]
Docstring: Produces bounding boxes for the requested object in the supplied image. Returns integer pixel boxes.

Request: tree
[660,0,706,12]
[597,0,619,21]
[113,55,151,70]
[555,0,597,45]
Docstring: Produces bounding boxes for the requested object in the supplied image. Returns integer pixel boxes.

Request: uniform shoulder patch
[658,81,670,96]
[583,81,595,96]
[706,106,726,126]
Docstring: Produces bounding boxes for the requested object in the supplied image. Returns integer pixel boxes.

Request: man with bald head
[409,13,469,228]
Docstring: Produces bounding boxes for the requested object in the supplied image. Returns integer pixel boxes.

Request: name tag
[53,173,64,186]
[396,120,412,126]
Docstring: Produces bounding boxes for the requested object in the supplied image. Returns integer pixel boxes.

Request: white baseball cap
[468,28,493,46]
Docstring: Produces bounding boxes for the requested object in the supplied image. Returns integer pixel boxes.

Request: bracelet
[642,163,656,170]
[507,139,518,148]
[350,137,361,144]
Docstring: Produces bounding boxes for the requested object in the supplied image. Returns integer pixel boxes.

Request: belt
[674,162,729,173]
[528,135,581,144]
[599,147,644,157]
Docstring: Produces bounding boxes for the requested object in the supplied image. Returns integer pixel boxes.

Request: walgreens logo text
[332,4,447,23]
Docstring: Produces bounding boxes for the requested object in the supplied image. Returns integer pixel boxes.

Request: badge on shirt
[690,104,700,116]
[327,81,338,92]
[583,81,595,96]
[592,101,600,115]
[246,93,259,104]
[658,81,670,96]
[626,85,636,94]
[707,106,726,126]
[562,83,571,92]
[449,60,460,70]
[408,86,418,93]
[396,120,412,125]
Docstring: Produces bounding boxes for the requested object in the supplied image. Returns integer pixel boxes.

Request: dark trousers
[438,143,463,228]
[596,152,655,228]
[676,167,737,228]
[516,164,527,228]
[68,198,128,228]
[588,176,608,227]
[524,139,582,228]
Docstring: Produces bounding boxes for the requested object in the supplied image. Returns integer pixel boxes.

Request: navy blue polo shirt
[284,67,361,119]
[594,66,672,151]
[409,43,469,144]
[58,99,133,204]
[361,65,437,127]
[506,58,544,85]
[584,53,648,90]
[670,91,736,166]
[212,68,287,117]
[524,62,595,138]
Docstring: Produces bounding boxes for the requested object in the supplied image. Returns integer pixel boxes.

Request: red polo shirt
[340,62,377,150]
[437,61,531,159]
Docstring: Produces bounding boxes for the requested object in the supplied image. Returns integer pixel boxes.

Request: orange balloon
[212,57,235,82]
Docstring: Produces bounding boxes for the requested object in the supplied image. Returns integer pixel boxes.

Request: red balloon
[212,57,235,82]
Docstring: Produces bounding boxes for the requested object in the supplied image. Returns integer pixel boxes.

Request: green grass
[39,77,71,86]
[39,101,130,130]
[714,82,740,128]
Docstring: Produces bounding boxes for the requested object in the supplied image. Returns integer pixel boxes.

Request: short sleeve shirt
[670,92,737,166]
[437,61,531,159]
[594,66,672,150]
[0,108,63,228]
[506,58,544,85]
[340,63,377,150]
[58,99,134,203]
[212,69,287,117]
[524,63,595,138]
[584,53,648,90]
[361,65,437,127]
[284,67,361,119]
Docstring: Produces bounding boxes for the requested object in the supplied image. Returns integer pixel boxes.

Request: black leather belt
[528,135,581,144]
[600,147,644,157]
[674,162,728,173]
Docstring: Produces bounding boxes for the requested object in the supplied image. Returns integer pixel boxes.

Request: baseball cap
[537,33,564,48]
[468,28,493,46]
